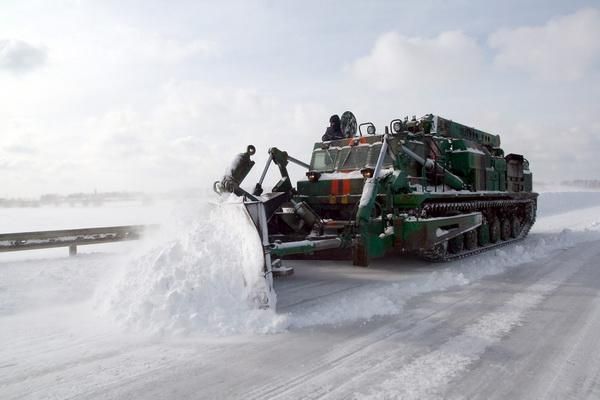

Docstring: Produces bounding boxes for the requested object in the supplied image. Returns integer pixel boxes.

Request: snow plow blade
[242,198,343,309]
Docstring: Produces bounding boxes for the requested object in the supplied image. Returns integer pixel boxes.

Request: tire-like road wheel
[464,229,478,250]
[501,218,511,241]
[511,216,522,238]
[422,241,448,261]
[478,224,489,246]
[489,217,501,243]
[448,235,464,254]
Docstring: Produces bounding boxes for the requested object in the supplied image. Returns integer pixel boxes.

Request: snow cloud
[489,8,600,81]
[0,39,46,73]
[350,31,484,91]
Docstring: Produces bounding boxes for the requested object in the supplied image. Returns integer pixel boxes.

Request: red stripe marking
[342,179,351,194]
[331,180,340,195]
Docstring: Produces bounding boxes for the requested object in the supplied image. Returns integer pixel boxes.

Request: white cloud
[3,79,328,196]
[104,27,219,64]
[1,3,599,197]
[502,115,600,182]
[489,8,600,81]
[0,39,46,73]
[350,30,483,91]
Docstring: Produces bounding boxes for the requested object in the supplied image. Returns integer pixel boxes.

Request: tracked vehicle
[215,113,537,307]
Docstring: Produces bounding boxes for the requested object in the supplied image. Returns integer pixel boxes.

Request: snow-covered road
[2,193,600,399]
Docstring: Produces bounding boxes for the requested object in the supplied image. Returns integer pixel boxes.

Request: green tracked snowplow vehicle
[214,112,537,308]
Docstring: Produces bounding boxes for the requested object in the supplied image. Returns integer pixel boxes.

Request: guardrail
[0,225,158,256]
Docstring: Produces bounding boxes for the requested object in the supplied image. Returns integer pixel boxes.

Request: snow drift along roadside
[95,197,287,335]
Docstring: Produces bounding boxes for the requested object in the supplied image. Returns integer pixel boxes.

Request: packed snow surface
[284,227,600,329]
[3,192,600,399]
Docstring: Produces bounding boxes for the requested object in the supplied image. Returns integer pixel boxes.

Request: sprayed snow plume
[97,198,287,335]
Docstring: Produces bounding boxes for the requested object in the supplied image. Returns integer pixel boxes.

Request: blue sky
[1,1,599,196]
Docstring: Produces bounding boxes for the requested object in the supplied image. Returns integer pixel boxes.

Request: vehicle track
[422,199,537,262]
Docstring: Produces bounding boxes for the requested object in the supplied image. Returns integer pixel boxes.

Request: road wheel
[464,229,478,250]
[422,241,448,261]
[510,216,522,238]
[478,224,489,246]
[489,217,500,243]
[501,218,511,241]
[448,234,464,254]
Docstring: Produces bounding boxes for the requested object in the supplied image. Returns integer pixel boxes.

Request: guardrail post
[69,245,77,256]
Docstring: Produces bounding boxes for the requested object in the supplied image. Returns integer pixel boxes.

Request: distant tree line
[0,191,152,208]
[560,180,600,189]
[0,187,208,207]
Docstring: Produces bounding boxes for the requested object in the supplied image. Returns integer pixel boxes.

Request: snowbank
[95,198,287,336]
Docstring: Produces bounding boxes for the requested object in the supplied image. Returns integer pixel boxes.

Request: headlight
[361,168,374,178]
[393,121,402,133]
[367,125,376,135]
[306,171,321,182]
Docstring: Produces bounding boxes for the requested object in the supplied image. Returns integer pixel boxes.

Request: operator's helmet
[329,114,341,127]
